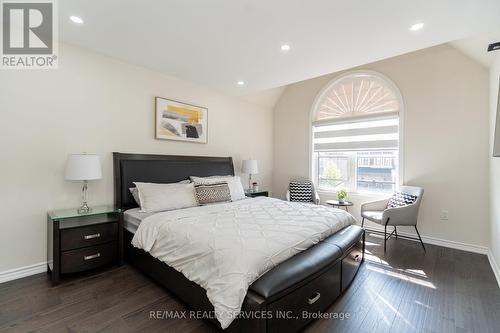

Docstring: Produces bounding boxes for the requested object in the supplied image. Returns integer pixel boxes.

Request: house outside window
[312,71,403,194]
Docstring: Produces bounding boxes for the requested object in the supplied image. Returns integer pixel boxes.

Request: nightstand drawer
[61,242,117,274]
[60,223,118,251]
[245,191,268,198]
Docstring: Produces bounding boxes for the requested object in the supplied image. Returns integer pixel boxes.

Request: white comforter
[131,197,355,329]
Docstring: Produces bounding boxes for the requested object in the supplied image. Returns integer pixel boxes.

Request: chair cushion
[362,210,383,223]
[289,181,313,202]
[387,191,417,208]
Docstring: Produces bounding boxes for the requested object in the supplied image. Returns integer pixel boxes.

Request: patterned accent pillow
[190,176,246,201]
[387,191,418,208]
[194,182,232,205]
[289,181,313,202]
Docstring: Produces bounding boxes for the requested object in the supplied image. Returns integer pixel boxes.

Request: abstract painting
[155,97,208,143]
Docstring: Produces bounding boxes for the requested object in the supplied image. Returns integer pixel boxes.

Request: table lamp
[241,159,258,191]
[65,153,102,214]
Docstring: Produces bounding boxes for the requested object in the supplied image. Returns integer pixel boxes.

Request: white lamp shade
[65,154,102,181]
[241,159,259,174]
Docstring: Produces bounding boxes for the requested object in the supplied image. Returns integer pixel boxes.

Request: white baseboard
[361,224,489,254]
[419,234,488,254]
[0,262,47,284]
[488,250,500,288]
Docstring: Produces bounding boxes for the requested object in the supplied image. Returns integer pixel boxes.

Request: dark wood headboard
[113,152,234,210]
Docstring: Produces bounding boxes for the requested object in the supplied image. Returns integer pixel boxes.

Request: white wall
[273,44,490,248]
[489,55,500,278]
[0,44,274,273]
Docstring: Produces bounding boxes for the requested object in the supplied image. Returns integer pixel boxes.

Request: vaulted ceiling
[60,0,500,95]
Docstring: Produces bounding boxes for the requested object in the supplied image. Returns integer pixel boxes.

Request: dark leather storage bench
[324,225,365,292]
[244,225,364,332]
[265,262,341,332]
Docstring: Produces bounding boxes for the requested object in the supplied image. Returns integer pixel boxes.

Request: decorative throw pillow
[194,182,232,205]
[133,182,197,213]
[289,181,313,202]
[387,192,418,209]
[190,175,246,201]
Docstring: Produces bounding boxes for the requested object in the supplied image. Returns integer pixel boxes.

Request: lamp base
[78,203,92,215]
[78,181,92,214]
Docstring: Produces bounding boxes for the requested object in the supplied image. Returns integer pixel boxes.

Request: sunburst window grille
[313,72,400,123]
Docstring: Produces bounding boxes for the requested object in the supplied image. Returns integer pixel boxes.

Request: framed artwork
[155,97,208,143]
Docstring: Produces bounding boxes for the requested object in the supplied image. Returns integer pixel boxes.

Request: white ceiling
[60,0,500,95]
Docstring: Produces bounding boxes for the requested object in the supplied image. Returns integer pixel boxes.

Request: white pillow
[129,180,191,206]
[129,187,141,205]
[190,175,246,201]
[133,182,197,213]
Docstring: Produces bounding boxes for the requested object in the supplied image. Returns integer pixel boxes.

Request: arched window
[311,71,402,194]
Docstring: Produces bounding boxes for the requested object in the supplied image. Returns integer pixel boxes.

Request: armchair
[361,186,425,252]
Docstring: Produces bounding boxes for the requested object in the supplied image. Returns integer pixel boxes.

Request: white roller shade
[313,117,399,152]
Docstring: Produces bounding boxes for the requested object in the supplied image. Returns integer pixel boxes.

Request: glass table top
[48,205,121,220]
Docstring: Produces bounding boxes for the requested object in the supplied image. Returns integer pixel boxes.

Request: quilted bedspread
[131,196,355,329]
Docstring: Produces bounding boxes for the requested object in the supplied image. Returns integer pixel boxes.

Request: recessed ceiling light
[281,44,291,51]
[70,16,84,24]
[237,81,245,86]
[409,23,424,31]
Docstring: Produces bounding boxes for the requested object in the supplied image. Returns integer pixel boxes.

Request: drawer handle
[307,292,321,305]
[84,253,101,261]
[354,254,361,262]
[84,233,100,240]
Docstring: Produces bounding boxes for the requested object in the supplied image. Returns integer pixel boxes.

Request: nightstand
[47,205,123,285]
[245,190,269,198]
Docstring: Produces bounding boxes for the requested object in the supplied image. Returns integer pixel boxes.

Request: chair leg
[361,217,365,228]
[384,224,387,252]
[414,226,426,252]
[394,225,398,238]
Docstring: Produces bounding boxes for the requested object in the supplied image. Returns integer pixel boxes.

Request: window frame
[314,150,399,194]
[309,70,404,196]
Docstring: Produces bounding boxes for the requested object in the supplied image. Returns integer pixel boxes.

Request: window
[312,71,402,194]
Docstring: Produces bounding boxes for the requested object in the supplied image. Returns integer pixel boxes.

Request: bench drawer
[341,236,363,292]
[61,242,117,274]
[60,222,118,251]
[267,262,341,333]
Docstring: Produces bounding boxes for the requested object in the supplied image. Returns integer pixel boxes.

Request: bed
[113,152,364,332]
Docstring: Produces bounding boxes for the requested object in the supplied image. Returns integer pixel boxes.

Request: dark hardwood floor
[1,233,499,333]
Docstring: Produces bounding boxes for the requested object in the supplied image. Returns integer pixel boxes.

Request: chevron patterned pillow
[194,182,232,205]
[387,191,417,208]
[289,181,313,202]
